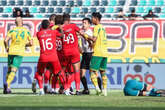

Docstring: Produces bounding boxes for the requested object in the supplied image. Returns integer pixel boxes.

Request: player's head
[92,12,102,25]
[55,15,64,25]
[15,17,23,26]
[63,13,70,25]
[49,14,56,24]
[82,18,91,30]
[41,20,50,29]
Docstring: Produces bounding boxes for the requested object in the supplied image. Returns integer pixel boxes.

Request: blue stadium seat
[103,14,111,18]
[4,7,12,13]
[118,0,125,6]
[101,0,108,6]
[156,0,164,6]
[22,7,29,12]
[77,0,82,6]
[42,0,49,6]
[99,8,105,13]
[108,0,117,6]
[71,14,77,18]
[130,0,137,6]
[93,0,99,6]
[82,8,88,13]
[34,0,41,6]
[147,0,155,6]
[44,14,50,18]
[2,14,9,18]
[86,14,92,18]
[0,8,3,13]
[17,0,24,6]
[78,14,85,18]
[136,7,144,13]
[83,0,91,6]
[72,7,80,14]
[161,8,165,13]
[50,0,57,6]
[129,7,135,13]
[64,8,71,13]
[35,14,44,18]
[116,7,123,13]
[9,0,15,6]
[39,7,46,13]
[105,7,114,13]
[160,14,165,18]
[0,0,7,6]
[154,7,161,13]
[59,0,66,6]
[138,0,146,6]
[90,8,96,13]
[145,7,152,13]
[47,8,54,13]
[56,7,63,13]
[25,0,32,6]
[68,0,74,6]
[29,7,38,13]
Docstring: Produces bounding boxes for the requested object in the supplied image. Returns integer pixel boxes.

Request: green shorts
[8,55,23,69]
[90,56,107,71]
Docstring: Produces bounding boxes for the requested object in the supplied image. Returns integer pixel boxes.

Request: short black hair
[82,18,92,24]
[131,9,135,13]
[92,12,102,21]
[49,14,56,21]
[63,13,70,22]
[55,15,64,25]
[41,20,50,29]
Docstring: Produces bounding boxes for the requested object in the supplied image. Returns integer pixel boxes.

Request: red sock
[67,73,74,89]
[58,71,67,90]
[44,70,50,85]
[74,71,80,91]
[51,75,60,89]
[35,72,43,89]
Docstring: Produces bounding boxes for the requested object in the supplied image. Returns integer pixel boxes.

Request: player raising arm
[4,17,33,94]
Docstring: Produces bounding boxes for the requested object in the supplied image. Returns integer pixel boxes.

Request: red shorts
[62,48,80,64]
[37,59,62,75]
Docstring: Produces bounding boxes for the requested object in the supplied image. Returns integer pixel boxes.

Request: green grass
[0,89,165,110]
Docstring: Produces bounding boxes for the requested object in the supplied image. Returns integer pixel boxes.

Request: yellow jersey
[51,25,59,30]
[93,24,108,57]
[7,27,32,56]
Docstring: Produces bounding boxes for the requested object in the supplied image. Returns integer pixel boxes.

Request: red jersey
[37,29,61,61]
[62,23,80,49]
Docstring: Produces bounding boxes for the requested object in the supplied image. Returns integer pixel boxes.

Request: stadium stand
[0,0,164,18]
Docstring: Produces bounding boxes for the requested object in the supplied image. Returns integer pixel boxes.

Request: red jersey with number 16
[62,23,80,49]
[37,29,61,62]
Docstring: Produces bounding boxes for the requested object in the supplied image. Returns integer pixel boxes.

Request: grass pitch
[0,89,165,110]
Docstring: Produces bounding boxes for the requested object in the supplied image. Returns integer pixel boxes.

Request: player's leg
[99,57,108,96]
[4,55,23,94]
[44,70,50,93]
[90,56,102,95]
[35,61,47,95]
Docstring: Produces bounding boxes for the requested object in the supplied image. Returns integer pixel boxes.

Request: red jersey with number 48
[37,29,61,61]
[62,24,80,49]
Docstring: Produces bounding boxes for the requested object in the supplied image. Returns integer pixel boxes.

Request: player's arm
[25,31,33,47]
[4,34,12,52]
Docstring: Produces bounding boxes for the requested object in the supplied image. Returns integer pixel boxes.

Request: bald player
[4,17,33,94]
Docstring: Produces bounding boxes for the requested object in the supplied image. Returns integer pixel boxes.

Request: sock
[101,73,107,89]
[35,72,43,89]
[58,71,67,90]
[67,73,74,89]
[81,76,88,90]
[6,71,16,88]
[74,70,80,91]
[90,72,98,88]
[97,77,102,90]
[44,70,50,85]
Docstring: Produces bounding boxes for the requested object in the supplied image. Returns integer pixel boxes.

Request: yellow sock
[90,72,98,88]
[6,71,15,88]
[102,74,107,89]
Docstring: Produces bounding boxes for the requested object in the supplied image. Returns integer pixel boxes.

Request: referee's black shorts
[80,52,93,70]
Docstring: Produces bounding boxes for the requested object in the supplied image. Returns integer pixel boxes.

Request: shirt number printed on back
[64,33,74,44]
[56,39,62,50]
[42,38,53,51]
